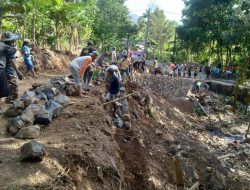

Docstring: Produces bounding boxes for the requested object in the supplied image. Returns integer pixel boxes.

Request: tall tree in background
[137,7,177,60]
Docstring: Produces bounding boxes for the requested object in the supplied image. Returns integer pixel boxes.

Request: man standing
[153,58,159,76]
[80,40,96,56]
[2,31,24,103]
[69,52,98,97]
[111,47,117,65]
[21,39,37,76]
[0,42,16,114]
[120,55,130,81]
[80,40,96,90]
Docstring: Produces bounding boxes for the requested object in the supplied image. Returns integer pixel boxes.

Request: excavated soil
[0,51,250,190]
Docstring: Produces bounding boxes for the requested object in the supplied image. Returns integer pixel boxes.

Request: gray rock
[21,91,36,107]
[112,116,123,128]
[65,84,76,96]
[4,106,22,117]
[35,92,48,100]
[24,104,52,125]
[20,109,35,124]
[20,140,46,161]
[46,100,64,118]
[163,133,175,142]
[54,94,70,106]
[34,112,52,125]
[13,100,25,110]
[25,104,46,116]
[183,161,198,186]
[121,99,129,114]
[35,84,58,100]
[9,117,25,134]
[15,125,40,139]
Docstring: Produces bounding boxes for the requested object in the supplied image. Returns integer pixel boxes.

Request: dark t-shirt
[108,75,120,95]
[80,46,96,56]
[0,42,16,69]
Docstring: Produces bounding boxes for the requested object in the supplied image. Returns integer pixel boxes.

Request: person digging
[69,51,98,97]
[104,67,120,116]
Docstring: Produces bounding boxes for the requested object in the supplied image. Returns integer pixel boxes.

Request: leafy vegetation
[176,0,249,72]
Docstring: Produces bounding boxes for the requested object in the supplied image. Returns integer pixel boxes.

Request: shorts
[24,58,34,70]
[0,69,10,98]
[69,65,81,85]
[106,92,117,101]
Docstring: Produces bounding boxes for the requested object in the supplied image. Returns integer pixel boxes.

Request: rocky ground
[0,50,249,190]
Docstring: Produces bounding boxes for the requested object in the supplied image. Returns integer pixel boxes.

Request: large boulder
[15,125,40,139]
[35,84,58,100]
[34,112,52,125]
[20,109,35,124]
[25,104,46,116]
[13,100,25,110]
[54,94,70,106]
[9,117,25,134]
[20,140,46,161]
[4,106,22,117]
[46,100,64,118]
[24,104,53,125]
[21,91,36,107]
[65,84,77,96]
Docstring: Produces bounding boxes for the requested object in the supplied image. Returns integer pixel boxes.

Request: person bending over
[69,52,98,97]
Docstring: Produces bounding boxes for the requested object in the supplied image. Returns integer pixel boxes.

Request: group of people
[0,31,36,113]
[69,43,149,102]
[69,42,121,101]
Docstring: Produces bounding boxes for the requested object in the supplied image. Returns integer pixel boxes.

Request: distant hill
[130,13,139,24]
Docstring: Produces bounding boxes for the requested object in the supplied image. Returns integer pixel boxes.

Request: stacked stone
[5,76,72,139]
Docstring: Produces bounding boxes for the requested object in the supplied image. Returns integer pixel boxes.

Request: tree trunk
[0,7,3,39]
[55,19,59,49]
[32,13,36,44]
[69,26,74,51]
[22,17,26,41]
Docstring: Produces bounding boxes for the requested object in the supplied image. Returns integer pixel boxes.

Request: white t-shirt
[70,56,91,69]
[111,51,117,62]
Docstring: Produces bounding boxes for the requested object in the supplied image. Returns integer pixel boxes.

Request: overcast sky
[125,0,185,22]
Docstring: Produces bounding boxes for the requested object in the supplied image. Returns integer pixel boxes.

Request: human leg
[6,72,18,103]
[70,65,82,96]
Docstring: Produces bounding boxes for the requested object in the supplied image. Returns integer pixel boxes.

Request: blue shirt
[108,75,120,95]
[21,45,31,59]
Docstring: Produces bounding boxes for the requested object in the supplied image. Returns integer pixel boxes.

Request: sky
[125,0,185,22]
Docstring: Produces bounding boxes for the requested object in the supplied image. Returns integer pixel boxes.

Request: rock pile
[143,76,193,98]
[5,76,73,139]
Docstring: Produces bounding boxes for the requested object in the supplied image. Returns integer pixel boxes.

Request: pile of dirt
[0,74,250,190]
[17,48,76,73]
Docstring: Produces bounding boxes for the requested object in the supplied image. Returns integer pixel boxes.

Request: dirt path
[0,72,249,190]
